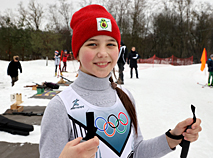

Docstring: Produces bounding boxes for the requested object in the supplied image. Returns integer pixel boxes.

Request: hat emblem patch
[97,18,112,32]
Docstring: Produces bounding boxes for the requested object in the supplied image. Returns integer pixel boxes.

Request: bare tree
[130,0,146,56]
[28,0,44,30]
[0,10,17,27]
[17,2,31,29]
[46,0,73,32]
[47,4,61,32]
[0,11,18,60]
[190,2,213,61]
[79,0,94,8]
[58,0,73,30]
[104,0,131,35]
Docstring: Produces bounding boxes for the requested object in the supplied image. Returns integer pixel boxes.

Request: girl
[54,50,61,76]
[40,4,201,158]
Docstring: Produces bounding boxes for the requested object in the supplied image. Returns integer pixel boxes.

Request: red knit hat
[70,4,121,59]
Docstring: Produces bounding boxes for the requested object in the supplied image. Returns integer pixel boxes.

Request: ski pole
[180,105,196,158]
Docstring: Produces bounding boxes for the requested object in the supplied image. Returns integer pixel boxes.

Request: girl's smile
[95,62,110,67]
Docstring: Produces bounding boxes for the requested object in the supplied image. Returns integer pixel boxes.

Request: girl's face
[77,35,119,78]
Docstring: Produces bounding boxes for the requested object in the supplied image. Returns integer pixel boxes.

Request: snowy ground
[0,59,212,157]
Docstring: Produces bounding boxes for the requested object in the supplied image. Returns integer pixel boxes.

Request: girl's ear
[76,55,80,62]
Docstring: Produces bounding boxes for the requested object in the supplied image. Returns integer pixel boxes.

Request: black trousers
[11,76,18,86]
[117,62,124,82]
[62,62,67,71]
[55,65,61,73]
[130,67,138,78]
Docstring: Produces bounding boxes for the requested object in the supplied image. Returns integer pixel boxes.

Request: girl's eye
[107,43,116,46]
[87,43,97,46]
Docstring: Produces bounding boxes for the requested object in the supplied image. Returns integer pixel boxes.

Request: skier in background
[62,50,69,72]
[207,54,213,86]
[116,42,128,84]
[54,50,60,76]
[7,55,22,87]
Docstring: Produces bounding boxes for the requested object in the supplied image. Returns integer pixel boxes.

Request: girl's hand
[166,118,202,149]
[59,136,99,158]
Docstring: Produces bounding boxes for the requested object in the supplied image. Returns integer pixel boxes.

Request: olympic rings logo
[95,112,129,137]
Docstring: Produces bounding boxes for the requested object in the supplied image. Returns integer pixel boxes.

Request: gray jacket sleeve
[124,88,173,158]
[39,96,73,158]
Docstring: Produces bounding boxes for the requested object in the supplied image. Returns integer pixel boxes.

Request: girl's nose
[97,47,108,58]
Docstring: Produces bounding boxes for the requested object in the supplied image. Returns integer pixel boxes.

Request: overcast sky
[1,0,213,14]
[0,0,79,13]
[1,0,213,30]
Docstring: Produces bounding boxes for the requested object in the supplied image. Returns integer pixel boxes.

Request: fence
[138,55,193,65]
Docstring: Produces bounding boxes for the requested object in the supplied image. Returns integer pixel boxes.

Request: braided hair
[109,76,138,135]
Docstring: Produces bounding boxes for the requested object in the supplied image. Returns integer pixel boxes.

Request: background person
[116,42,128,84]
[62,50,69,72]
[54,50,60,76]
[207,54,213,86]
[7,55,22,86]
[127,46,140,79]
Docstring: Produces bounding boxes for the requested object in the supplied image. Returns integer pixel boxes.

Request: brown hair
[109,76,138,135]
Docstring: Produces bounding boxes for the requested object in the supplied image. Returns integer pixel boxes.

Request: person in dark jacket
[127,47,140,78]
[116,42,128,84]
[7,56,22,86]
[207,54,213,86]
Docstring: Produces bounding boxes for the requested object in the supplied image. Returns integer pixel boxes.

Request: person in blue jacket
[207,54,213,86]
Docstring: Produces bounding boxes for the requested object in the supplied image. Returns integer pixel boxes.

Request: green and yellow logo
[100,19,108,29]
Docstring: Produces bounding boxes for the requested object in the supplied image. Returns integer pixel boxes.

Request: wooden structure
[10,93,24,112]
[57,78,66,84]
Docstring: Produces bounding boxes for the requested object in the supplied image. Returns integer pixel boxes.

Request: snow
[0,59,212,157]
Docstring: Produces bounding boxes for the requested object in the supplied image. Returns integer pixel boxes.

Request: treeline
[0,0,72,61]
[0,0,213,63]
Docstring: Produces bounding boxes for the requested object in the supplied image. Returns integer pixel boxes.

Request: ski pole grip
[180,104,196,158]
